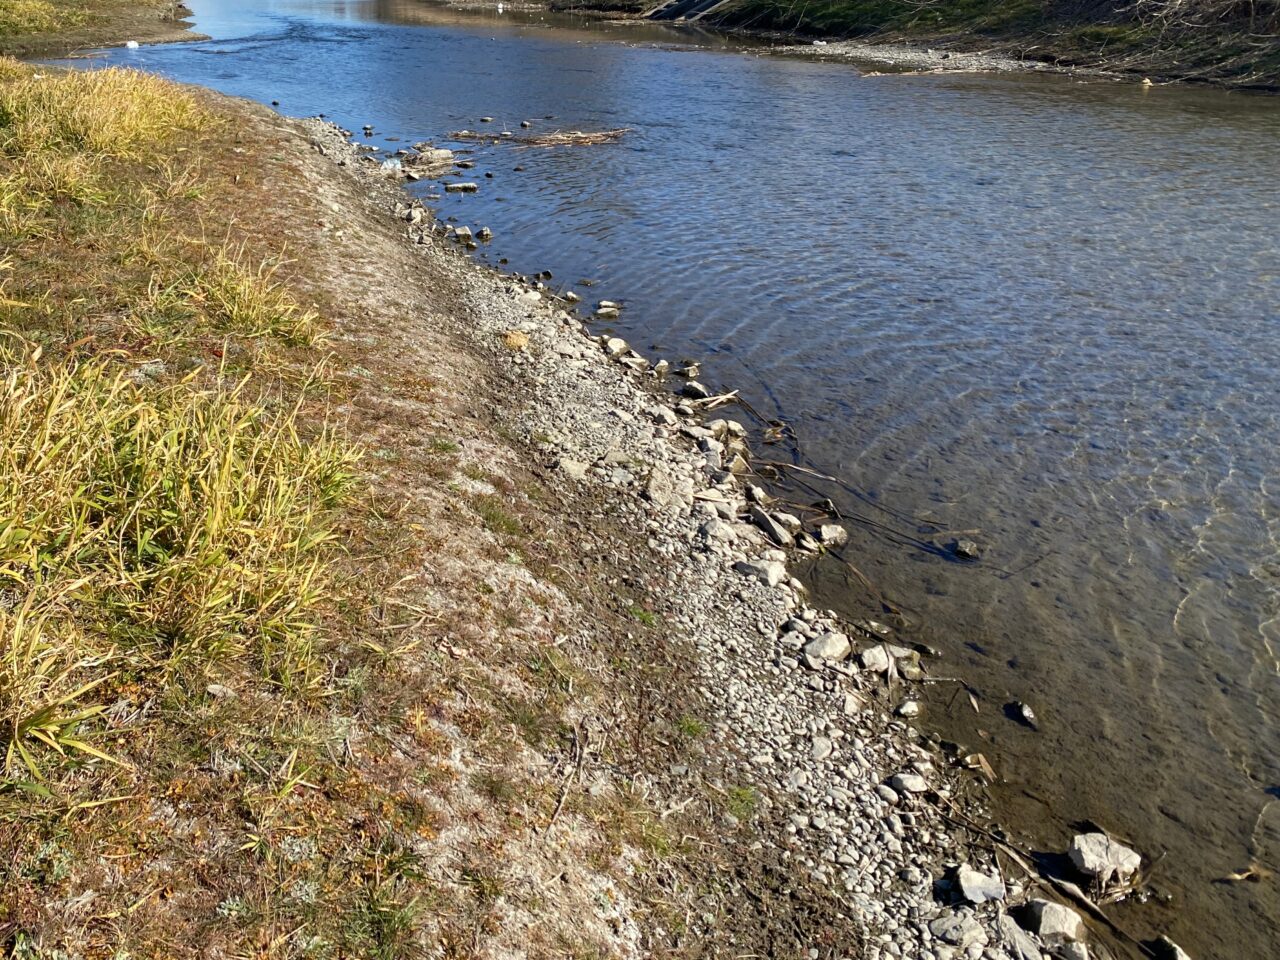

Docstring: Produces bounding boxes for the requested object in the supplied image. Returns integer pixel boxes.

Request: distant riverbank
[549,0,1280,88]
[0,0,202,57]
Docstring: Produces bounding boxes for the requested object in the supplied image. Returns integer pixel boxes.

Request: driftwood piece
[450,128,633,148]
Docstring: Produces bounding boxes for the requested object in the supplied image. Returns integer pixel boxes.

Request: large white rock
[817,523,849,546]
[774,512,802,533]
[1069,832,1141,886]
[644,468,674,507]
[802,632,851,661]
[1023,899,1086,945]
[956,863,1005,904]
[998,913,1043,960]
[749,505,794,547]
[860,644,891,673]
[890,772,929,794]
[734,559,786,587]
[558,458,588,481]
[699,519,735,543]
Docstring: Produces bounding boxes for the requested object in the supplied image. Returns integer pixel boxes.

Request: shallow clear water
[79,1,1280,953]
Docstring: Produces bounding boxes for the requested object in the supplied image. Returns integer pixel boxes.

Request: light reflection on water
[81,1,1280,953]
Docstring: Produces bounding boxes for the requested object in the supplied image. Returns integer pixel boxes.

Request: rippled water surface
[82,1,1280,953]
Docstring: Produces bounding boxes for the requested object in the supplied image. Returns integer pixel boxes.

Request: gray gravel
[773,39,1111,80]
[298,116,1133,960]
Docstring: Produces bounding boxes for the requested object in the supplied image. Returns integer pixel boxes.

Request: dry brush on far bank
[705,0,1280,85]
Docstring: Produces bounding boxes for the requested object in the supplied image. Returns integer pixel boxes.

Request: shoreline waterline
[22,3,1280,957]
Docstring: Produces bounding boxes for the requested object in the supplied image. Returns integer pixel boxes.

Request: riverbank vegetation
[550,0,1280,85]
[550,0,1280,86]
[0,0,155,39]
[0,58,375,949]
[0,53,741,957]
[0,1,189,56]
[707,0,1280,85]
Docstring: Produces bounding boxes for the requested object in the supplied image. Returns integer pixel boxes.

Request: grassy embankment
[0,1,191,56]
[0,56,542,957]
[0,48,714,958]
[712,0,1280,85]
[0,58,370,951]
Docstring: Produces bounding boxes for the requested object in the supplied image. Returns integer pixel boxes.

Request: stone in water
[1068,832,1141,887]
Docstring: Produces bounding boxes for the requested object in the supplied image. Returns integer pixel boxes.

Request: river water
[77,1,1279,954]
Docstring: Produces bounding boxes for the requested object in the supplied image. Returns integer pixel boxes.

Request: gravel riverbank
[293,117,1192,960]
[770,39,1111,78]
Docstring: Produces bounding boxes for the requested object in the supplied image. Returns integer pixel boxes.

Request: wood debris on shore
[450,127,632,148]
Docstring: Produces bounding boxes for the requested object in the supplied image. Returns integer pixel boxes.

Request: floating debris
[449,127,633,148]
[962,753,997,781]
[1216,864,1271,884]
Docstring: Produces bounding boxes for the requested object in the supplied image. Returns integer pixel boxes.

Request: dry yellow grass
[129,243,326,345]
[0,1,168,42]
[0,348,356,777]
[0,1,70,38]
[0,56,28,81]
[0,62,210,158]
[0,60,355,779]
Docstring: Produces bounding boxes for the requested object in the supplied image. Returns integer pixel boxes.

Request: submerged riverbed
[78,0,1279,954]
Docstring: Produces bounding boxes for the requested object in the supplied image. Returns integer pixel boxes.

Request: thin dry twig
[543,723,588,834]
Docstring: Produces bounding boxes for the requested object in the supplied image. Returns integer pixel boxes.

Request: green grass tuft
[627,604,658,626]
[473,495,523,538]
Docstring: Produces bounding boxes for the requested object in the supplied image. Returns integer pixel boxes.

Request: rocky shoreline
[294,117,1197,960]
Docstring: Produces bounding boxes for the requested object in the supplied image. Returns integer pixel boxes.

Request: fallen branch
[931,797,1159,958]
